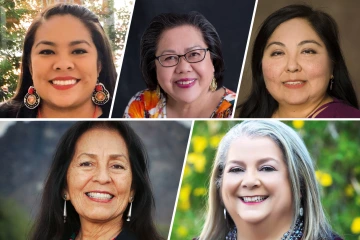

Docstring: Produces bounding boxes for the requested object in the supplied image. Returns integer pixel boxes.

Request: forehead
[156,25,206,53]
[226,136,285,165]
[33,14,94,45]
[75,128,129,156]
[267,17,323,44]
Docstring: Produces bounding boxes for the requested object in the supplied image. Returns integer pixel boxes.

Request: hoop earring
[92,82,110,105]
[156,85,161,98]
[63,194,67,223]
[126,197,134,222]
[24,86,40,109]
[209,77,217,92]
[224,208,227,220]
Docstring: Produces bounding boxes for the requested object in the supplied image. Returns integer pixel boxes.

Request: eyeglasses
[155,48,209,67]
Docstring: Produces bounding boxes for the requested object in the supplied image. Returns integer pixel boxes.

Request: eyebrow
[34,40,91,48]
[158,45,205,55]
[77,153,129,161]
[265,39,322,49]
[226,158,280,166]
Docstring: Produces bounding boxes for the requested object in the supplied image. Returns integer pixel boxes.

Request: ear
[62,189,69,200]
[97,61,102,76]
[129,190,135,202]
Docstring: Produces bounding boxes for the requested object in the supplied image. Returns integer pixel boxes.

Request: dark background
[112,0,256,117]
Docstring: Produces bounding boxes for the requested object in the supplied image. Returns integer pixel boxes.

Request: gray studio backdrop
[0,121,190,239]
[236,0,360,116]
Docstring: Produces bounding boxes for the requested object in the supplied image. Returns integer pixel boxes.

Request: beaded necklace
[225,217,304,240]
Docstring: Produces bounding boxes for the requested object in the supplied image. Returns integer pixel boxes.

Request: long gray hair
[199,120,333,240]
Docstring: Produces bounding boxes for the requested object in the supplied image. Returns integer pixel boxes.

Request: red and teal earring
[92,82,110,105]
[24,86,40,109]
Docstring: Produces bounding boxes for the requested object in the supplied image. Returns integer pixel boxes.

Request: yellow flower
[183,164,192,178]
[315,170,333,187]
[187,153,206,173]
[210,135,222,148]
[177,226,188,237]
[178,184,191,211]
[193,187,207,197]
[351,217,360,234]
[292,120,304,129]
[345,184,354,197]
[192,136,208,153]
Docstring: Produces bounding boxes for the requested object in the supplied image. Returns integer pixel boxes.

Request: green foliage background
[171,120,360,240]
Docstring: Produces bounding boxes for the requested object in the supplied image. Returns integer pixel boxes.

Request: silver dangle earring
[127,197,134,222]
[224,208,227,220]
[299,206,303,217]
[63,194,67,223]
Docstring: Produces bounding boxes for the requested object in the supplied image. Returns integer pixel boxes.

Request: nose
[53,54,74,71]
[285,53,301,73]
[241,170,260,189]
[93,166,111,184]
[175,56,192,73]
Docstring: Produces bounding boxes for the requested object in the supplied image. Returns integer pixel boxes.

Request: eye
[111,164,125,170]
[270,51,284,57]
[72,49,87,54]
[229,167,244,173]
[302,49,317,54]
[163,55,178,61]
[259,166,276,172]
[39,49,54,55]
[79,161,93,167]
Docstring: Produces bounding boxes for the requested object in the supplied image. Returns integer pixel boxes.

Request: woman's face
[221,136,293,225]
[66,128,134,223]
[262,18,333,107]
[155,25,215,104]
[30,14,100,110]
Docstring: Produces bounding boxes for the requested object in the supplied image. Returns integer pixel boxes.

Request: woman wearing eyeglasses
[123,12,236,118]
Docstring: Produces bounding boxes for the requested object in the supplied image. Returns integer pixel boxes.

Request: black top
[0,101,111,118]
[69,227,138,240]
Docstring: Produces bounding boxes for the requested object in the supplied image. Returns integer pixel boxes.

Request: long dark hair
[8,3,116,117]
[239,4,359,117]
[30,122,163,240]
[140,11,225,91]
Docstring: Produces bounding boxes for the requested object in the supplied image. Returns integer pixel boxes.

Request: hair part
[11,3,116,116]
[140,11,225,91]
[239,4,358,117]
[30,121,163,240]
[199,120,334,240]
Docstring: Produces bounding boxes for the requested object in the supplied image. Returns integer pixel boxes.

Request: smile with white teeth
[176,80,195,85]
[241,196,268,203]
[283,81,304,85]
[86,192,114,200]
[52,79,77,86]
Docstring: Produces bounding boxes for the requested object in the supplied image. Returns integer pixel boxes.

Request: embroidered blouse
[123,87,236,118]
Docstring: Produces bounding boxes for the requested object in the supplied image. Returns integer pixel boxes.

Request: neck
[273,95,332,118]
[38,101,102,118]
[166,88,224,118]
[235,215,294,240]
[76,217,123,240]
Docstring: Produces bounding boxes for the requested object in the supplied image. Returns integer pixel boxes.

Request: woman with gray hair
[197,120,342,240]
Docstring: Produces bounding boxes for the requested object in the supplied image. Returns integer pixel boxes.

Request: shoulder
[212,87,236,118]
[124,89,166,118]
[316,98,360,118]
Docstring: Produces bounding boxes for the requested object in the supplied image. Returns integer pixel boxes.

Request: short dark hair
[30,121,163,240]
[11,4,116,116]
[140,11,225,91]
[239,4,359,117]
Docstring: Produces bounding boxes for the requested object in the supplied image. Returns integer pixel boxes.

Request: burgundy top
[308,98,360,118]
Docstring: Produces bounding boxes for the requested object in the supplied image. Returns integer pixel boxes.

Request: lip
[85,191,114,203]
[282,80,306,89]
[175,78,196,88]
[50,76,79,90]
[239,195,268,205]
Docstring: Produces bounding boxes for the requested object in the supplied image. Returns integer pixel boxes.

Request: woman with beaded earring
[0,3,116,118]
[123,12,236,118]
[196,120,342,240]
[30,121,163,240]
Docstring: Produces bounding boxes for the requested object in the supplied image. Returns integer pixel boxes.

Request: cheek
[155,66,172,84]
[262,59,283,83]
[303,60,331,80]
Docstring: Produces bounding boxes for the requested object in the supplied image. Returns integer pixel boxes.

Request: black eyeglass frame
[155,48,209,67]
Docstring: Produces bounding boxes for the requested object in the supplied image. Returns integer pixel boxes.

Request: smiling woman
[237,4,360,118]
[197,120,343,240]
[30,121,163,240]
[0,3,116,118]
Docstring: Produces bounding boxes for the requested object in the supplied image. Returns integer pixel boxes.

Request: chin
[239,212,268,224]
